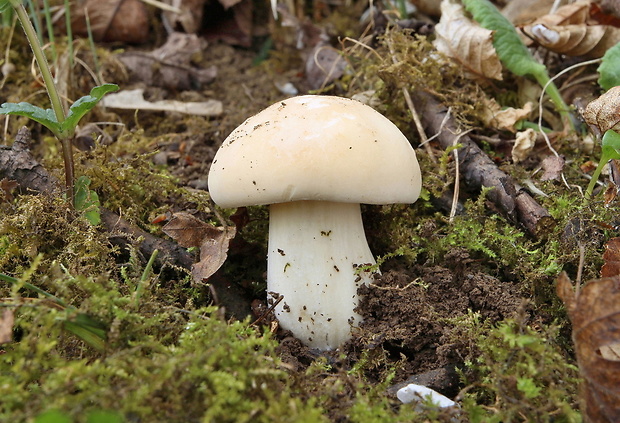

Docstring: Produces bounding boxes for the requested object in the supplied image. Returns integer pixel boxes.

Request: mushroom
[208,95,422,350]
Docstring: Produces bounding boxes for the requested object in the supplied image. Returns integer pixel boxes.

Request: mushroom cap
[208,95,422,208]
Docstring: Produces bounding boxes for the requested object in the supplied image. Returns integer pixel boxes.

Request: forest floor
[1,0,619,421]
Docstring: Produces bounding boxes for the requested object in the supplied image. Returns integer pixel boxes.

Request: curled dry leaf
[557,271,620,422]
[434,0,503,80]
[480,97,533,131]
[583,86,620,134]
[163,212,236,283]
[521,1,620,58]
[511,128,537,163]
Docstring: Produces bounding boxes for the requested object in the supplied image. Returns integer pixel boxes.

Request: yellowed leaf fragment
[434,0,503,80]
[480,97,533,132]
[512,128,537,163]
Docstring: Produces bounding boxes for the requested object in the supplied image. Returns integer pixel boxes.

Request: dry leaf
[583,86,620,134]
[163,0,207,33]
[480,97,532,131]
[434,0,503,81]
[70,0,149,44]
[118,32,217,91]
[540,155,565,181]
[511,128,537,163]
[0,178,18,202]
[602,237,620,278]
[0,308,14,344]
[163,212,236,283]
[557,272,620,422]
[305,45,346,90]
[521,1,620,58]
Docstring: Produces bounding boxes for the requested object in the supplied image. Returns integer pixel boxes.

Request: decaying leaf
[540,155,565,181]
[511,128,537,163]
[0,178,18,202]
[557,272,620,422]
[480,97,533,131]
[0,308,14,344]
[521,1,620,58]
[70,0,149,44]
[583,86,620,134]
[602,237,620,278]
[118,32,217,91]
[163,212,236,283]
[434,0,503,80]
[163,0,207,33]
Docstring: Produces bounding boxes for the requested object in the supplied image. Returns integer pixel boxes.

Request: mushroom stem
[267,200,377,350]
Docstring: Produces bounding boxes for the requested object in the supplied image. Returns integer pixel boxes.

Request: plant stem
[586,160,605,198]
[11,0,65,124]
[535,70,575,132]
[11,0,75,200]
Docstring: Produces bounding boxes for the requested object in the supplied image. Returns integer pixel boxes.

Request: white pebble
[396,383,456,408]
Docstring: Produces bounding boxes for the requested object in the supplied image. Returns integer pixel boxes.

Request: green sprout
[0,0,118,210]
[586,129,620,197]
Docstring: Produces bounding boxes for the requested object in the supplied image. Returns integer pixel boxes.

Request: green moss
[452,313,581,422]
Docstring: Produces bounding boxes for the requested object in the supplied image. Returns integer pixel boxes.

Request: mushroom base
[267,200,377,350]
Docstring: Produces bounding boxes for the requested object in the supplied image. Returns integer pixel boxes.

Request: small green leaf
[86,410,124,423]
[0,102,61,136]
[602,129,620,160]
[516,377,541,399]
[598,42,620,90]
[60,83,119,137]
[34,410,72,423]
[74,176,101,225]
[586,129,620,196]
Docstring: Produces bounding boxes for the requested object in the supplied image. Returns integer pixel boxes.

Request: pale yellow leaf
[480,97,533,132]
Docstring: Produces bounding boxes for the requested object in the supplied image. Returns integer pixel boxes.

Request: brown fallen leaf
[602,237,620,278]
[434,0,503,81]
[162,212,236,283]
[557,272,620,422]
[118,32,217,91]
[511,129,537,163]
[520,1,620,58]
[539,155,565,181]
[0,308,14,344]
[70,0,150,44]
[0,178,18,202]
[583,86,620,135]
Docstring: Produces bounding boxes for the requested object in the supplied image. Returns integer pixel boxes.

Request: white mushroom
[208,95,422,350]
